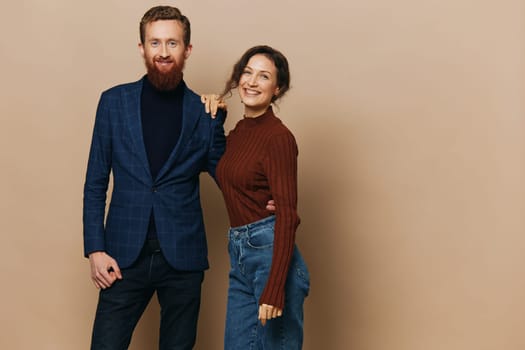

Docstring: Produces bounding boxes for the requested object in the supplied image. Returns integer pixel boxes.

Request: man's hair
[221,45,291,103]
[139,6,191,46]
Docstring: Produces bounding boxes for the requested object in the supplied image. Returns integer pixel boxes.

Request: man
[83,6,225,349]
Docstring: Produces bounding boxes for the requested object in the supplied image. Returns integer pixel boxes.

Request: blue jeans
[91,240,203,350]
[225,216,310,350]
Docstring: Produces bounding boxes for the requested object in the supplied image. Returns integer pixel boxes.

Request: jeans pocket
[246,227,274,249]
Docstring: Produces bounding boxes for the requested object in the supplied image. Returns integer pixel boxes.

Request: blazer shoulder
[182,84,208,116]
[182,84,202,105]
[181,83,227,123]
[100,78,143,99]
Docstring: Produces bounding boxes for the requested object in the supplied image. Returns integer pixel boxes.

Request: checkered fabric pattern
[83,78,226,270]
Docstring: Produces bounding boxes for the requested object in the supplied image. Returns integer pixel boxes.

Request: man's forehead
[144,21,184,38]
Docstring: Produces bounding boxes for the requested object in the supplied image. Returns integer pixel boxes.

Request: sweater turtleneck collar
[241,106,274,127]
[143,74,185,97]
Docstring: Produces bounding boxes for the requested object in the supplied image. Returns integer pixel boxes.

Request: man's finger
[97,268,115,288]
[110,261,123,279]
[92,278,101,289]
[94,276,108,289]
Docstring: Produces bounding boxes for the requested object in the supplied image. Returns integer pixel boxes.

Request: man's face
[139,20,192,90]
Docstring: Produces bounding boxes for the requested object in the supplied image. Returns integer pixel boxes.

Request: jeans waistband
[229,215,276,233]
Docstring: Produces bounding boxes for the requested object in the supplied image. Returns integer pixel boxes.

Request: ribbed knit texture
[216,107,300,309]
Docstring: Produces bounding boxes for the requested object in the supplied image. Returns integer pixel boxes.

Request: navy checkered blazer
[83,77,226,270]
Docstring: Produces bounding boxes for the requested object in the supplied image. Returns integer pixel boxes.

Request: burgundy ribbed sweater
[216,107,300,309]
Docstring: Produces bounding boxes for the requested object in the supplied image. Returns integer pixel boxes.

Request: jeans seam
[249,322,257,350]
[148,253,155,281]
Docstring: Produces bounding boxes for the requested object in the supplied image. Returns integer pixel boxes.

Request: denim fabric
[91,244,203,350]
[224,216,310,350]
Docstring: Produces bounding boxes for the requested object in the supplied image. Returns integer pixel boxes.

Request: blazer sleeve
[205,109,226,181]
[83,92,112,257]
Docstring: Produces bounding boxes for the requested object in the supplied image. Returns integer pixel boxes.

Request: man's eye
[168,41,177,47]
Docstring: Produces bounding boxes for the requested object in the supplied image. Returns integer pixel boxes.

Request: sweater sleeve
[258,130,300,309]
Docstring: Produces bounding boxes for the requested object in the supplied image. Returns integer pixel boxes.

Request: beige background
[1,0,524,349]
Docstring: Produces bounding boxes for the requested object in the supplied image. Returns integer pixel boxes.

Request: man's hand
[201,94,227,118]
[258,303,283,326]
[266,199,276,212]
[88,251,122,289]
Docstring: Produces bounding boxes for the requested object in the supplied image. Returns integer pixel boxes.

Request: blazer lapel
[123,79,152,180]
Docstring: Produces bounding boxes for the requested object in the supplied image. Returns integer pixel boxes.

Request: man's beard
[145,57,184,91]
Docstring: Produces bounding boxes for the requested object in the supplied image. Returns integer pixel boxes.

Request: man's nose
[160,44,169,58]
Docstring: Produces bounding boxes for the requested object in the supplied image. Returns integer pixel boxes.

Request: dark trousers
[91,241,204,350]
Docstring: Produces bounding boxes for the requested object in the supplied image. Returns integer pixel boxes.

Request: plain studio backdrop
[1,1,524,349]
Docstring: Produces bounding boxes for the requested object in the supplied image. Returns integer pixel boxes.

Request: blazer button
[152,187,157,193]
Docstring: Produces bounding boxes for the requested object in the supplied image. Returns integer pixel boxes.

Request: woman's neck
[243,105,271,118]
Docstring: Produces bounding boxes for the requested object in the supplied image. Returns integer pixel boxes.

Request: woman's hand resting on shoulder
[201,94,227,118]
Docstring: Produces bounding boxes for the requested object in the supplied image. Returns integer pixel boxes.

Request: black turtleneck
[141,76,184,239]
[141,76,184,179]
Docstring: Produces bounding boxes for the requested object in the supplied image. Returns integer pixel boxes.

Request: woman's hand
[258,303,283,326]
[201,94,227,118]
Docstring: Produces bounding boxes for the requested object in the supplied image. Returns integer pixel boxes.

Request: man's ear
[138,43,145,58]
[184,44,193,59]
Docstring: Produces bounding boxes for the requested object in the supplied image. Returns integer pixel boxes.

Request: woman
[209,45,310,349]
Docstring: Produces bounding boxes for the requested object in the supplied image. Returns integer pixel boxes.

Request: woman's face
[238,54,280,118]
